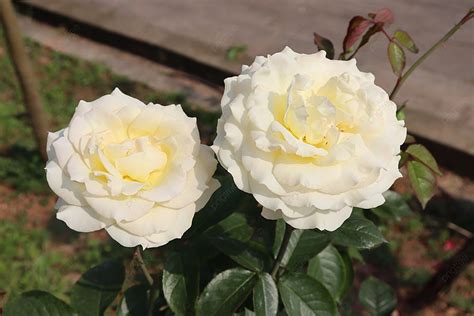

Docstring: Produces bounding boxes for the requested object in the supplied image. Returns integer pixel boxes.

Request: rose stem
[135,246,154,286]
[389,8,473,100]
[271,223,294,280]
[135,247,160,316]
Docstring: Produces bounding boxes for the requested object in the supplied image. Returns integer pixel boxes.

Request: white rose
[45,89,220,248]
[213,47,406,231]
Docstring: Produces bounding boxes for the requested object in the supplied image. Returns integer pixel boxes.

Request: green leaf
[405,135,416,144]
[206,212,254,242]
[278,273,337,316]
[396,107,405,120]
[359,277,397,316]
[207,212,268,271]
[399,151,409,168]
[281,229,330,270]
[307,245,353,301]
[394,30,419,53]
[340,252,354,296]
[4,291,76,316]
[184,176,245,237]
[227,44,247,61]
[347,246,365,263]
[406,144,442,175]
[253,273,278,316]
[331,214,385,249]
[371,191,413,221]
[388,42,405,76]
[211,237,268,271]
[71,260,125,316]
[117,285,148,316]
[234,308,257,316]
[245,308,257,316]
[196,268,257,316]
[163,251,199,315]
[407,160,436,208]
[313,33,335,59]
[272,219,286,259]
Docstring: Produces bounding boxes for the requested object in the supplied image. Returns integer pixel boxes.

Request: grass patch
[0,216,130,304]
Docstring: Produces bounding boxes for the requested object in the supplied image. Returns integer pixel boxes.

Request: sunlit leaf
[163,251,199,315]
[307,245,353,301]
[253,273,278,316]
[394,30,419,53]
[331,214,385,249]
[388,42,405,76]
[406,144,442,175]
[279,272,337,316]
[196,268,257,316]
[407,160,436,208]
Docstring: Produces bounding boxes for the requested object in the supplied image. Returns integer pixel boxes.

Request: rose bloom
[213,47,406,231]
[46,89,219,248]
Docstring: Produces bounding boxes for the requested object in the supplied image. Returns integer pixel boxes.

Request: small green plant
[226,44,247,61]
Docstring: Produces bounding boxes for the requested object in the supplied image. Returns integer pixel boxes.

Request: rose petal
[57,203,109,232]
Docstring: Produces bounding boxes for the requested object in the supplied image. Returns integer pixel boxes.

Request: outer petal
[282,206,353,231]
[45,160,86,206]
[117,205,190,236]
[57,203,109,232]
[195,178,220,212]
[84,195,154,222]
[106,225,151,248]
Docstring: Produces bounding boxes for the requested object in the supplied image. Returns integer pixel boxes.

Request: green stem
[135,247,159,316]
[389,8,473,100]
[271,224,294,280]
[135,247,154,286]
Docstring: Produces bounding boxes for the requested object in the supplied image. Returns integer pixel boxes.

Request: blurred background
[0,0,472,315]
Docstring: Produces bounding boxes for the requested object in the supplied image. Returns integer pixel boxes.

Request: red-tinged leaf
[343,16,371,52]
[357,22,384,51]
[388,42,405,76]
[394,30,419,53]
[313,32,335,59]
[369,8,394,24]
